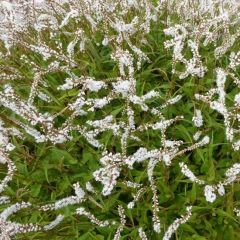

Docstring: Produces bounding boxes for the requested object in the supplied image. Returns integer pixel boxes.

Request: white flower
[162,153,171,166]
[38,91,51,102]
[200,136,210,145]
[153,222,161,233]
[192,109,203,127]
[163,206,192,240]
[102,37,109,46]
[204,185,216,203]
[73,182,85,199]
[138,227,148,240]
[217,184,225,196]
[193,131,202,141]
[44,215,64,230]
[85,182,95,193]
[84,79,106,92]
[179,162,205,184]
[127,202,135,209]
[234,93,240,106]
[216,68,226,89]
[113,80,132,97]
[234,208,240,217]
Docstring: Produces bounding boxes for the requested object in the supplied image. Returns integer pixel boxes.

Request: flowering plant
[0,0,240,239]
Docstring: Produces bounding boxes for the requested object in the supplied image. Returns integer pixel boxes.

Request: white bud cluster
[77,207,109,227]
[93,152,122,196]
[195,68,240,148]
[138,227,148,240]
[163,206,192,240]
[234,208,240,217]
[40,182,85,211]
[113,205,126,240]
[179,162,205,185]
[192,109,203,127]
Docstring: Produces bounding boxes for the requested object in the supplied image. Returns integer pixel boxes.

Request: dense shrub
[0,1,240,239]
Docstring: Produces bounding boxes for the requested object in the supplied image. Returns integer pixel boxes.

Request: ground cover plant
[0,0,240,239]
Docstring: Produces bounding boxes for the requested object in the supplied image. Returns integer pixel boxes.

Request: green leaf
[31,183,41,197]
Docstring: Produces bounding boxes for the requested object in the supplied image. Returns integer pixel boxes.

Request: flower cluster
[163,0,240,79]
